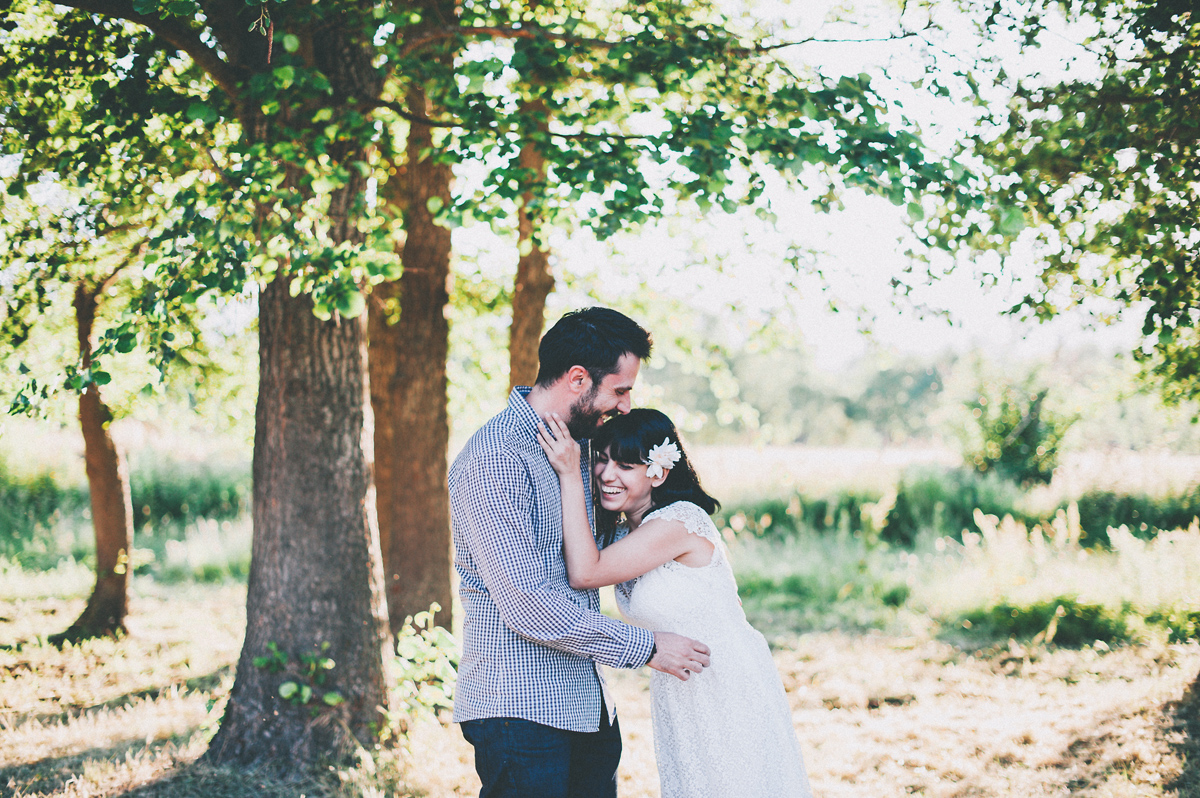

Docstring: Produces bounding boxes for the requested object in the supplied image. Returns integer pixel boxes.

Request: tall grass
[0,454,250,575]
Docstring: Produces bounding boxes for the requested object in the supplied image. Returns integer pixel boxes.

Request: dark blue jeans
[460,710,621,798]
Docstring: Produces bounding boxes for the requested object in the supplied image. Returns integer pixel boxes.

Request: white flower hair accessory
[644,437,682,479]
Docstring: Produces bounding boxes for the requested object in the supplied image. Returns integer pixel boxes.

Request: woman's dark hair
[534,307,653,388]
[592,408,720,546]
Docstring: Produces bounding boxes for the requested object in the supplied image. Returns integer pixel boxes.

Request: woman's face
[593,446,655,516]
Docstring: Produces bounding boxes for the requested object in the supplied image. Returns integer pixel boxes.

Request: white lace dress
[614,500,813,798]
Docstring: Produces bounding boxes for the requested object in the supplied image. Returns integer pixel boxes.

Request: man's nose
[616,394,632,415]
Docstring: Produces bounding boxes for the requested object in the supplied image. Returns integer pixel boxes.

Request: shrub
[964,383,1074,486]
[882,468,1026,546]
[129,457,250,531]
[956,597,1131,647]
[0,462,88,562]
[1074,488,1200,542]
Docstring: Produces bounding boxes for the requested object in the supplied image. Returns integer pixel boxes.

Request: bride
[537,408,813,798]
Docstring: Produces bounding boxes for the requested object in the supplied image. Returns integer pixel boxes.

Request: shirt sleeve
[456,448,655,670]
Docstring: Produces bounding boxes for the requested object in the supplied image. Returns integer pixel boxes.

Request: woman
[537,408,813,798]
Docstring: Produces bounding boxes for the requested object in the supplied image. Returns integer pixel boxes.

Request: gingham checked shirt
[450,386,656,732]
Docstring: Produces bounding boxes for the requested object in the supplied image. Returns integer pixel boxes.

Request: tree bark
[369,82,454,633]
[54,283,133,643]
[509,114,554,392]
[207,276,391,768]
[206,10,392,769]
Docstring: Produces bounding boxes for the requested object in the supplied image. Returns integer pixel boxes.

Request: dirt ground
[405,633,1200,798]
[3,589,1199,798]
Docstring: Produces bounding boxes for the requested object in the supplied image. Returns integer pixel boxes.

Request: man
[449,307,711,798]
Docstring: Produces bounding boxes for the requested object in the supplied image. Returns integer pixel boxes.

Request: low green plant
[730,531,915,634]
[956,597,1132,647]
[129,456,249,531]
[1075,487,1200,542]
[882,467,1028,546]
[252,641,345,710]
[391,604,458,717]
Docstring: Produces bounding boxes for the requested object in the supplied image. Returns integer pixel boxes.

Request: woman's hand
[536,412,581,477]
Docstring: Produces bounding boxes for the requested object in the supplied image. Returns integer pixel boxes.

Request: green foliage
[1144,608,1200,645]
[0,462,86,560]
[0,453,248,567]
[390,604,458,720]
[933,0,1200,401]
[882,468,1027,546]
[129,457,250,531]
[963,382,1074,486]
[955,598,1131,648]
[252,641,343,710]
[1075,488,1200,544]
[731,531,915,634]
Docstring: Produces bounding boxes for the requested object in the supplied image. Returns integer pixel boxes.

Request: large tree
[10,0,398,767]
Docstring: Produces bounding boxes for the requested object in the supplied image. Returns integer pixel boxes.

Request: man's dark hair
[534,307,653,387]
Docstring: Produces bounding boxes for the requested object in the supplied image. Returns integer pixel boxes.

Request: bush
[956,597,1131,647]
[129,457,250,531]
[882,468,1027,546]
[1074,488,1200,541]
[964,383,1074,486]
[0,463,88,562]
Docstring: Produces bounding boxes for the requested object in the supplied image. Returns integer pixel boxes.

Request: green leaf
[322,691,345,706]
[273,66,295,89]
[999,206,1026,236]
[279,681,299,700]
[283,34,300,53]
[335,290,365,319]
[185,102,217,124]
[907,202,925,222]
[426,196,444,215]
[91,370,112,386]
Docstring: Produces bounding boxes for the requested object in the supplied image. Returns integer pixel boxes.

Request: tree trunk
[206,19,392,768]
[369,83,453,633]
[207,276,391,768]
[54,283,133,643]
[508,120,554,391]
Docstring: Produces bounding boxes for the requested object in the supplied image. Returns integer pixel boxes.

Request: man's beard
[565,384,610,439]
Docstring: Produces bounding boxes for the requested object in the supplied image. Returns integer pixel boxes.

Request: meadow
[2,443,1200,797]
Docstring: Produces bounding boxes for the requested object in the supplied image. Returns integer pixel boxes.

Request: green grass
[728,508,1200,648]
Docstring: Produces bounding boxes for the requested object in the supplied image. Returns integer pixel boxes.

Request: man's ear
[564,365,591,395]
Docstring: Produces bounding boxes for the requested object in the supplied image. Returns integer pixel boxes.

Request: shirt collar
[508,386,541,438]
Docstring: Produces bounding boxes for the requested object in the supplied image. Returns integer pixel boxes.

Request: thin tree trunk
[509,108,554,392]
[54,283,133,643]
[369,81,453,633]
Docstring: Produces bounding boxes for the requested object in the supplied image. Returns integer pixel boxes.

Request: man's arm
[454,447,655,669]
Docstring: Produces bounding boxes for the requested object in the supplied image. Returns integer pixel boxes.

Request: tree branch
[398,21,935,60]
[366,100,652,141]
[52,0,244,98]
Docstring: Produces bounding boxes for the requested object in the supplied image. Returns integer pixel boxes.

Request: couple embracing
[449,307,813,798]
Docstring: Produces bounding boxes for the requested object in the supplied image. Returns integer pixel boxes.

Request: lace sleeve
[644,501,720,544]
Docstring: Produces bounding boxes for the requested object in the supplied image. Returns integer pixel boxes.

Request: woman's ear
[650,469,670,488]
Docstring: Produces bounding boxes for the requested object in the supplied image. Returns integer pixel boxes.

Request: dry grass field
[3,576,1198,798]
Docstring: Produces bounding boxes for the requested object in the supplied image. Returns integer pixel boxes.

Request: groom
[449,307,711,798]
